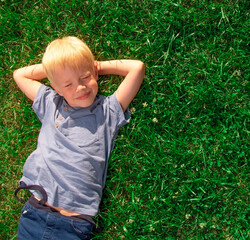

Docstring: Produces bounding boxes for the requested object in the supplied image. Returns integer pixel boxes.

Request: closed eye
[65,83,72,88]
[81,75,90,80]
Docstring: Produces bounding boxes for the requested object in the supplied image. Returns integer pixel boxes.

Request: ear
[51,83,63,96]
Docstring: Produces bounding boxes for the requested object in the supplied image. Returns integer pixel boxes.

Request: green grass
[1,0,249,239]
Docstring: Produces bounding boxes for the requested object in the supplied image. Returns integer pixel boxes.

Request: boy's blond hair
[42,36,95,82]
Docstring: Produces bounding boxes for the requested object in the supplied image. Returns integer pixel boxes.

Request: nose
[76,83,87,92]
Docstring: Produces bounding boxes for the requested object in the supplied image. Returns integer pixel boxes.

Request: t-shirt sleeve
[32,84,54,123]
[106,92,131,140]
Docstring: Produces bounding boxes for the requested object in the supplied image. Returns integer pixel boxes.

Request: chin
[76,100,95,108]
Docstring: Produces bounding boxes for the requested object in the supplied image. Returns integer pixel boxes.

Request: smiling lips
[76,92,90,100]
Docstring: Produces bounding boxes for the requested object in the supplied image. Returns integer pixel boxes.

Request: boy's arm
[97,60,145,112]
[13,64,46,101]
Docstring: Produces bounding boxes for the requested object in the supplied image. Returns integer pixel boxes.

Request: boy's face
[51,64,98,108]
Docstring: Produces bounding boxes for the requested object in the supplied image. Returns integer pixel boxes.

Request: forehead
[54,66,90,78]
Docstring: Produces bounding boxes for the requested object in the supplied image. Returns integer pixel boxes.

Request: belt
[14,182,96,226]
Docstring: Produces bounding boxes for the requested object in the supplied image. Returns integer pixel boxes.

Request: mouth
[76,92,90,100]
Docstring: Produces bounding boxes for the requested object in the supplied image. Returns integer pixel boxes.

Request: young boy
[13,36,145,239]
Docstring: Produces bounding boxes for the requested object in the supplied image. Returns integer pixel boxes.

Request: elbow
[137,60,145,70]
[13,69,19,83]
[138,60,145,82]
[13,68,22,82]
[141,61,145,75]
[13,68,25,85]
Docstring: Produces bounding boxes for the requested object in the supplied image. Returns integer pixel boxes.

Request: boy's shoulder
[35,84,58,102]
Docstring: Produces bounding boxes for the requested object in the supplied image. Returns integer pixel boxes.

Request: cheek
[90,80,98,93]
[62,88,74,98]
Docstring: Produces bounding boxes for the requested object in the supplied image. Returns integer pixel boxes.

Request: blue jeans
[17,201,94,240]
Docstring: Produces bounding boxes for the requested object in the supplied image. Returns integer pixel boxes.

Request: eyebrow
[80,71,91,77]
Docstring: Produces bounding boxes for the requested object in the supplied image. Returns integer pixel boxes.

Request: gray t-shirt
[20,84,130,216]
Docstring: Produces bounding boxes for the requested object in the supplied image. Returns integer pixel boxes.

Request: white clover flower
[185,214,191,220]
[130,107,136,114]
[143,102,148,107]
[150,226,155,232]
[199,223,206,228]
[128,219,134,224]
[152,117,158,123]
